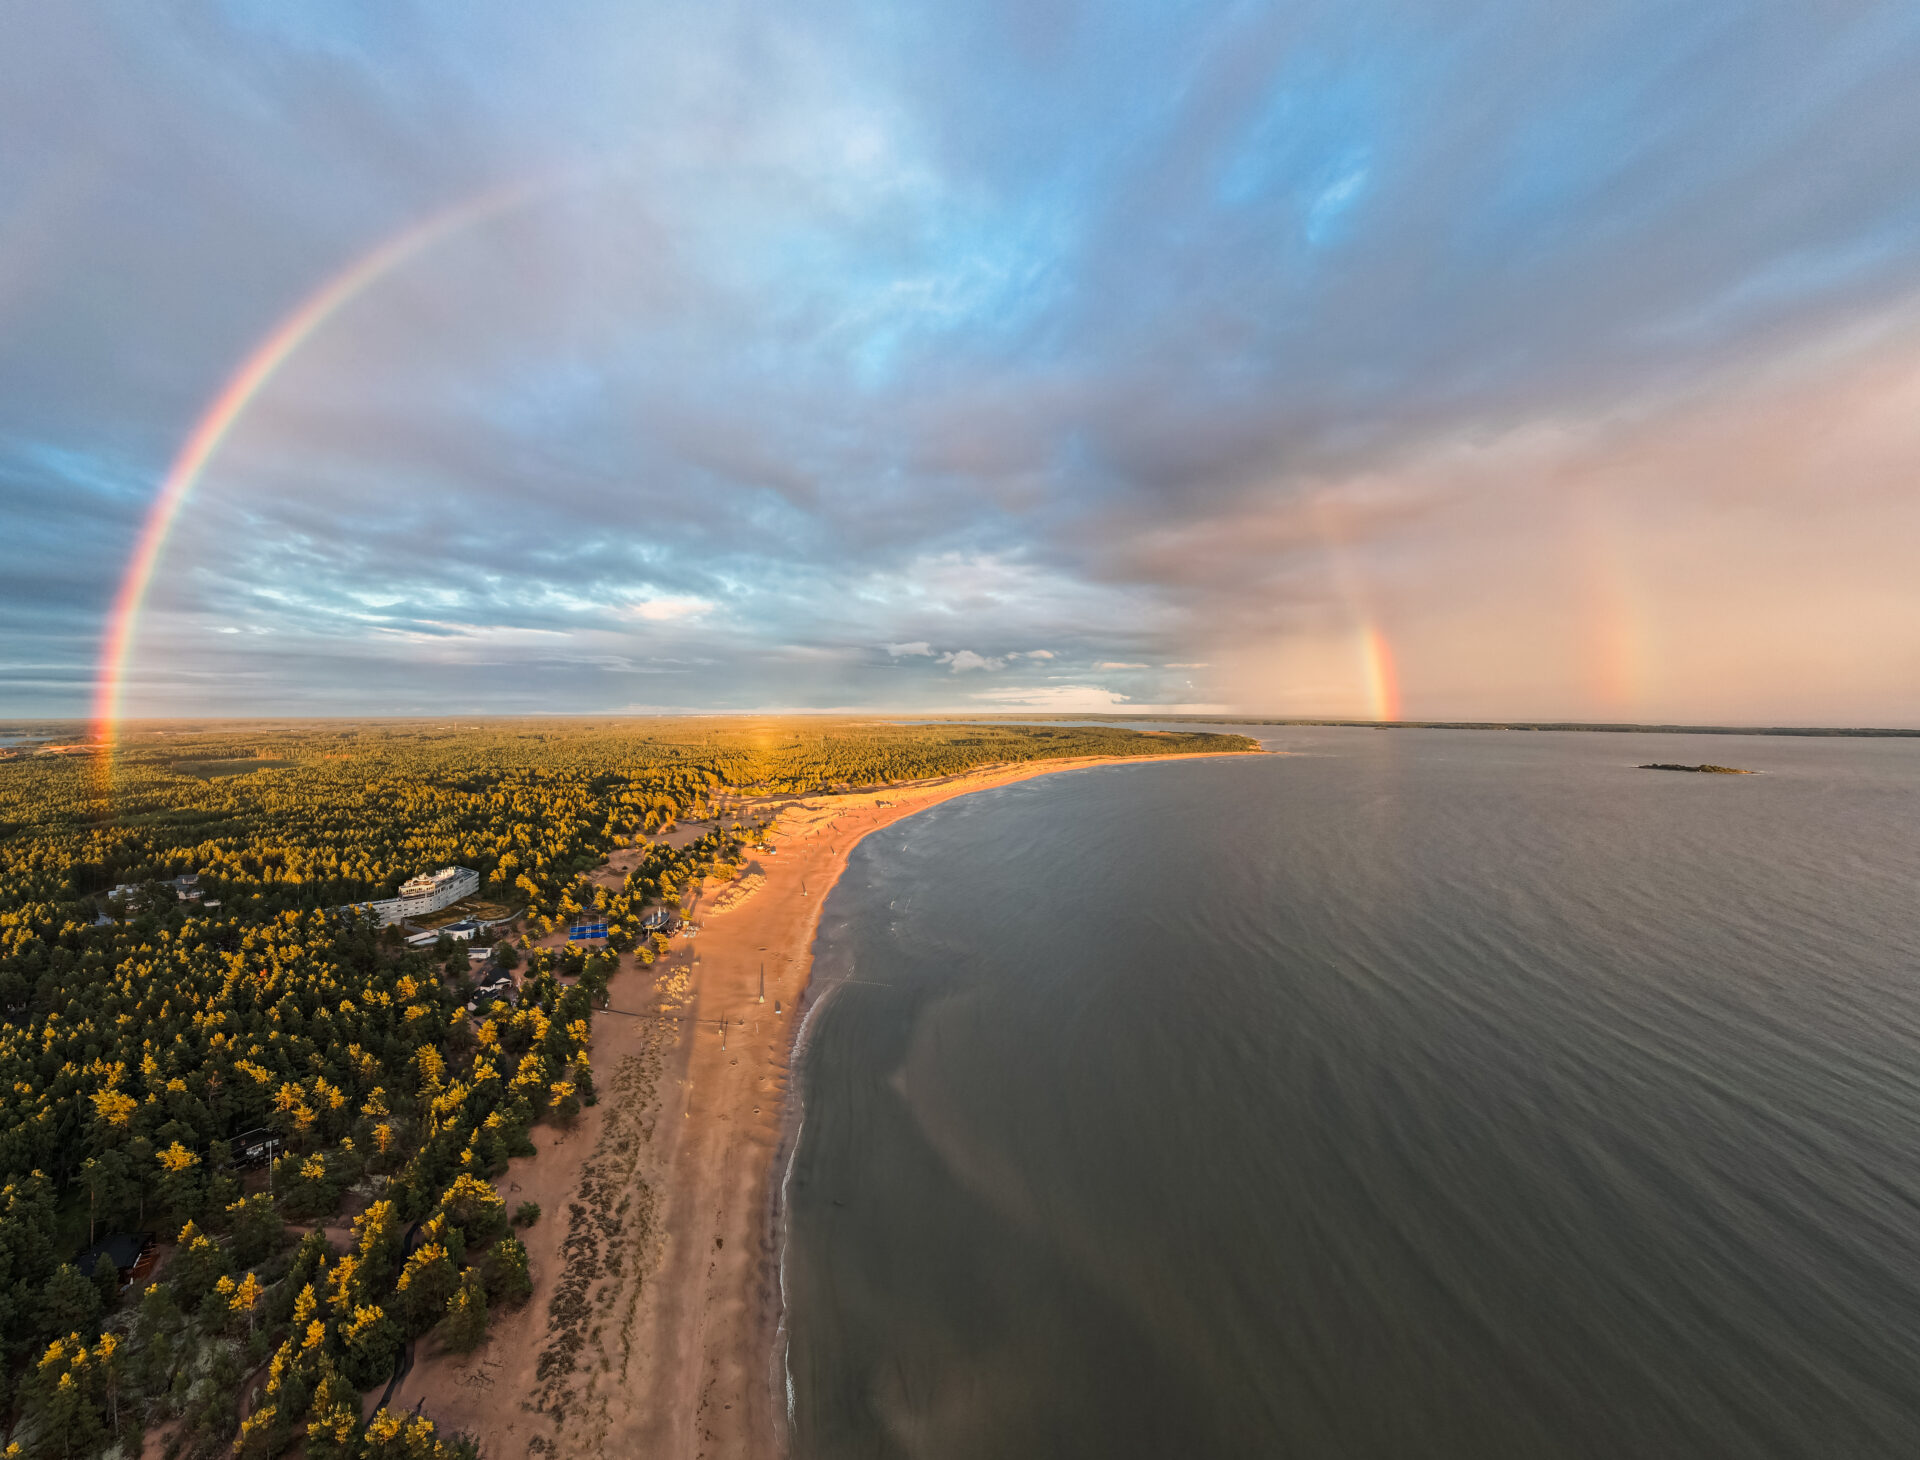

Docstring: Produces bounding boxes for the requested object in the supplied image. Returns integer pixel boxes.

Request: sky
[5,1,1920,725]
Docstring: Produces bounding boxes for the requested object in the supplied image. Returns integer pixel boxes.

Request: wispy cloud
[621,597,714,623]
[966,685,1131,710]
[5,2,1920,720]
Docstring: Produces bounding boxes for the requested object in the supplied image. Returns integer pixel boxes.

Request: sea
[781,725,1920,1459]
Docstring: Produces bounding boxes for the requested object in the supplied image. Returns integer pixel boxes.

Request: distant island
[1640,763,1756,774]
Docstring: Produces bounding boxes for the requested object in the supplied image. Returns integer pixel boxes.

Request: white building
[108,874,203,904]
[344,865,480,927]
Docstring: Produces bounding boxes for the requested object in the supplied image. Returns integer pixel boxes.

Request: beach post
[759,962,765,1003]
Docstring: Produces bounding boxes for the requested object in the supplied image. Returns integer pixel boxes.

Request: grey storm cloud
[5,1,1920,720]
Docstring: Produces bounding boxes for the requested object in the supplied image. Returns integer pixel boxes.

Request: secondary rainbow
[90,180,542,748]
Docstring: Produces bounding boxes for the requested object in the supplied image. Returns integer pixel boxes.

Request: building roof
[78,1232,150,1277]
[400,866,475,897]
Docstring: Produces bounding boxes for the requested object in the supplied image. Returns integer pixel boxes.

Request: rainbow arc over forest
[86,176,1660,745]
[89,180,542,757]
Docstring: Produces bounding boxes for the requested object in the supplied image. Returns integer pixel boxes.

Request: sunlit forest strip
[0,718,1250,1460]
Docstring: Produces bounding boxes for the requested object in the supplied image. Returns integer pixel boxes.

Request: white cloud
[622,597,713,622]
[368,620,571,645]
[966,684,1130,710]
[1164,661,1209,668]
[1094,661,1149,670]
[1007,648,1054,659]
[886,640,934,657]
[940,649,1004,672]
[960,686,1236,714]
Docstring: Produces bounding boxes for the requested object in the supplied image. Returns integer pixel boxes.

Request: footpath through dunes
[390,749,1262,1460]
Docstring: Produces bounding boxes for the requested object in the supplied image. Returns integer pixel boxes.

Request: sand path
[393,751,1257,1458]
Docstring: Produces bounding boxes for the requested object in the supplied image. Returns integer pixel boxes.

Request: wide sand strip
[395,751,1259,1458]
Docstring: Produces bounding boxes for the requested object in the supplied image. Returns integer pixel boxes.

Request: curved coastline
[763,751,1266,1457]
[386,748,1263,1459]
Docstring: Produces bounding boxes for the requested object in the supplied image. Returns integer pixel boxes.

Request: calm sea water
[782,727,1920,1459]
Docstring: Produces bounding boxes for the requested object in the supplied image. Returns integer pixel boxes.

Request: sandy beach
[392,750,1258,1458]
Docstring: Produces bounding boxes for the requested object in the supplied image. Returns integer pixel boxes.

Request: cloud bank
[5,2,1920,722]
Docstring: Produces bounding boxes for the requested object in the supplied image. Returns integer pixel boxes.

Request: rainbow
[1575,498,1652,717]
[90,180,543,751]
[1359,621,1401,722]
[1308,502,1405,722]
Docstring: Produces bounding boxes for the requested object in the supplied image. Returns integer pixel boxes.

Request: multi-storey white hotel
[344,865,479,927]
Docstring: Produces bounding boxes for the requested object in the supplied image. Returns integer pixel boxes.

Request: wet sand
[393,751,1257,1458]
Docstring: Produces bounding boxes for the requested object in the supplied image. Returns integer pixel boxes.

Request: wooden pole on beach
[759,962,765,1003]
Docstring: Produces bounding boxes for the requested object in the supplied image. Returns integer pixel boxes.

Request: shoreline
[393,749,1262,1459]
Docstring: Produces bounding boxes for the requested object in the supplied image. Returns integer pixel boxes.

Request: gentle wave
[783,729,1920,1458]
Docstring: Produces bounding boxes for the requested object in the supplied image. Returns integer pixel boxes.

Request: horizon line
[5,711,1919,738]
